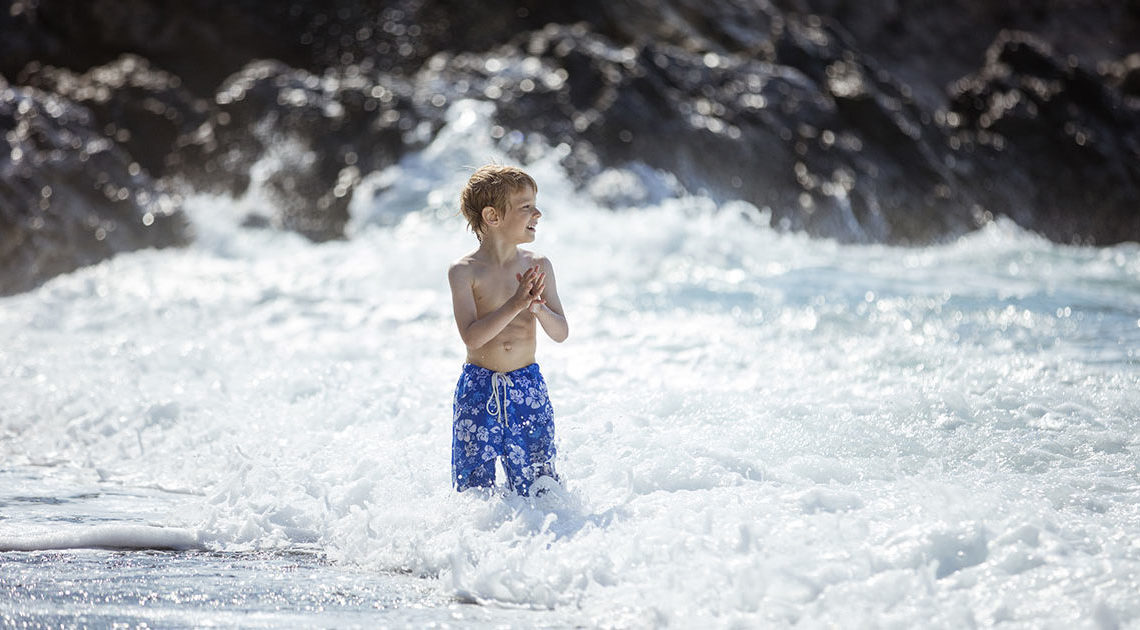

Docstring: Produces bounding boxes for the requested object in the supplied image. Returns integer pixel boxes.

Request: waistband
[461,362,540,378]
[462,363,541,427]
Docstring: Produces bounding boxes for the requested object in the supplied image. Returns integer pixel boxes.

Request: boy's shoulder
[522,249,556,272]
[518,248,551,265]
[448,249,553,278]
[448,252,479,283]
[450,251,478,268]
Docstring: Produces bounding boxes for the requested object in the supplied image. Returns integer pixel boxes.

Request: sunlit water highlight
[2,101,1139,628]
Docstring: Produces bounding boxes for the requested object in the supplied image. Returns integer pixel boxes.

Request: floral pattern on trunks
[452,363,558,496]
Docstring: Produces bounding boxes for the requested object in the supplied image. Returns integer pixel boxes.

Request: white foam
[0,525,203,552]
[1,99,1138,626]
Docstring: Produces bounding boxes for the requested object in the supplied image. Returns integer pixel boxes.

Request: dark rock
[1105,53,1140,99]
[2,0,1139,296]
[0,81,188,296]
[421,21,979,243]
[780,0,1140,111]
[18,55,210,178]
[0,0,568,96]
[948,31,1140,244]
[0,0,314,96]
[175,60,426,241]
[563,0,782,54]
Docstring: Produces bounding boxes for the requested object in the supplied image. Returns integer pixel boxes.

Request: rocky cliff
[2,0,1137,294]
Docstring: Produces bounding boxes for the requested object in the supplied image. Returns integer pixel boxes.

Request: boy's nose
[534,207,542,217]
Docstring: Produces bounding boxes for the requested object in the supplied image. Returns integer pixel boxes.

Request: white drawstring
[486,371,514,427]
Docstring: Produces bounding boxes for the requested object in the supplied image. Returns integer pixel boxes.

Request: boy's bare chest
[472,263,527,312]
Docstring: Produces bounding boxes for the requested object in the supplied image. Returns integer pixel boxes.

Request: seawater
[2,101,1139,628]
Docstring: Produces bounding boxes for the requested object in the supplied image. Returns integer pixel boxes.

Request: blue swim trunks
[452,363,559,496]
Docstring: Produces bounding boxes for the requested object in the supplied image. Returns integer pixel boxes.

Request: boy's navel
[503,342,512,352]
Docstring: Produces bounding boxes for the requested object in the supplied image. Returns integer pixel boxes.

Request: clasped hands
[513,264,546,314]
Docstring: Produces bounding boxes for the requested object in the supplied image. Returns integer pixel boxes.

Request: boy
[448,165,569,496]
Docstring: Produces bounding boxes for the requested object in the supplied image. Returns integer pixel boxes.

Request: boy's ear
[481,205,500,227]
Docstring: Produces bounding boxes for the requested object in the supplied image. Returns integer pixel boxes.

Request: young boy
[448,165,569,496]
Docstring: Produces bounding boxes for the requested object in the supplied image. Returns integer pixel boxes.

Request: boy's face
[491,186,540,243]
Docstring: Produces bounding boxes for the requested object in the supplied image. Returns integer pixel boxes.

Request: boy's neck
[476,234,521,265]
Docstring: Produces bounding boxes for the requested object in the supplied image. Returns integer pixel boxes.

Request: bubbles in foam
[2,98,1139,626]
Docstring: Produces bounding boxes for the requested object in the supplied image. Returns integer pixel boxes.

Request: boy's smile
[502,186,540,242]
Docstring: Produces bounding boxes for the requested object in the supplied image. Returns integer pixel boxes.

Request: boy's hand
[513,264,546,313]
[528,272,547,313]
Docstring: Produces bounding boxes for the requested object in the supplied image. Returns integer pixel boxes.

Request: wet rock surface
[948,32,1140,244]
[1,0,1138,292]
[421,21,979,243]
[176,60,421,241]
[782,0,1140,108]
[18,55,209,179]
[0,79,187,296]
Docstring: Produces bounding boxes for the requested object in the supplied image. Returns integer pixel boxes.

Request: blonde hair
[459,164,537,240]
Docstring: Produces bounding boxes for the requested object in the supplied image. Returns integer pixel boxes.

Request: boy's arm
[449,262,542,350]
[533,257,569,343]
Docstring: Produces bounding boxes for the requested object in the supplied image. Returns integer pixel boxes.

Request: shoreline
[0,466,574,628]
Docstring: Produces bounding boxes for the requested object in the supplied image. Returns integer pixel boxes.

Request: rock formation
[2,0,1137,293]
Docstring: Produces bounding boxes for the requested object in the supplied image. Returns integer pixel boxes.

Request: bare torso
[464,251,540,372]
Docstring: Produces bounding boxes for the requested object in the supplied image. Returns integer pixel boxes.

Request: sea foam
[1,100,1138,627]
[0,525,202,552]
